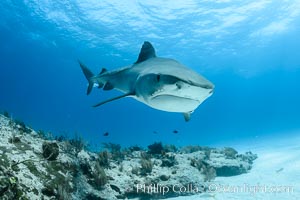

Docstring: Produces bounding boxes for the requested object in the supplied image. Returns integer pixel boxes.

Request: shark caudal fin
[78,60,95,95]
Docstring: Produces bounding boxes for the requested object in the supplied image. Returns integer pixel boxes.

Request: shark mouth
[151,94,198,101]
[149,94,201,112]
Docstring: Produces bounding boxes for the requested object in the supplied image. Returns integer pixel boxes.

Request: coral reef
[148,142,164,154]
[223,147,238,159]
[140,158,153,175]
[92,162,108,189]
[98,151,109,168]
[42,142,59,160]
[0,114,257,199]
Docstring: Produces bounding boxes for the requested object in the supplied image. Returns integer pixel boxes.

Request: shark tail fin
[78,60,95,95]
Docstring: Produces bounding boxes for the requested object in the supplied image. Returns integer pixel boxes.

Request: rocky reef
[0,113,257,200]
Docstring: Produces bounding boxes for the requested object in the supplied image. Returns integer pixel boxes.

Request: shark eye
[156,74,161,82]
[176,82,182,89]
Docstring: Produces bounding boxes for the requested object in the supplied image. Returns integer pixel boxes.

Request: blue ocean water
[1,1,300,149]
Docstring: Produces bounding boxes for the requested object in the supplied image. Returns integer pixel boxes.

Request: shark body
[79,41,214,121]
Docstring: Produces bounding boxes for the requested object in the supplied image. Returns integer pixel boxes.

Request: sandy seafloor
[166,131,300,200]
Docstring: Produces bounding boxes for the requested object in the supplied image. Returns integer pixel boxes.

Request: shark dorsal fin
[134,41,156,64]
[99,68,107,75]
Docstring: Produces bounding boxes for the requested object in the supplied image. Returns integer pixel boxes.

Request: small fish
[276,168,284,173]
[103,132,109,136]
[153,131,158,134]
[173,130,179,134]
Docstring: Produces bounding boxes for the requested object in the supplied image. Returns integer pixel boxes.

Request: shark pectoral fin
[183,111,193,122]
[93,92,135,108]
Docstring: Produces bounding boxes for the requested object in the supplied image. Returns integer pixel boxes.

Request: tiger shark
[79,41,214,121]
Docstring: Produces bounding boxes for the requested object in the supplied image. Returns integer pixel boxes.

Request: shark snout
[206,84,214,94]
[201,84,214,90]
[188,80,214,91]
[207,84,214,93]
